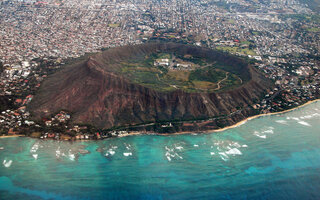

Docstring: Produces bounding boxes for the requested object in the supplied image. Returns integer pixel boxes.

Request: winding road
[214,72,229,91]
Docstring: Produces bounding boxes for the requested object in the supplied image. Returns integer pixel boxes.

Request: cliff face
[28,43,272,130]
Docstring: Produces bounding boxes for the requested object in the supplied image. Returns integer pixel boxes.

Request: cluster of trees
[0,62,3,73]
[0,96,15,112]
[189,66,226,83]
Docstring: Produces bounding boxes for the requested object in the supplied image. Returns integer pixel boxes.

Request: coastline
[0,99,319,139]
[149,99,320,136]
[210,99,320,133]
[0,135,25,139]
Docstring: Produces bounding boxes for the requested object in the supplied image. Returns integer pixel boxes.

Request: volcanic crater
[28,42,272,131]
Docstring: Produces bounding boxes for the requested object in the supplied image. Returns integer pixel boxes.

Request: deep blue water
[1,101,320,200]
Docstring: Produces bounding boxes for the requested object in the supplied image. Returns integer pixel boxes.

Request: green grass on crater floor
[117,53,243,93]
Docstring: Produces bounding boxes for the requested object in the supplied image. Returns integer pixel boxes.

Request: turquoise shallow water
[1,101,320,200]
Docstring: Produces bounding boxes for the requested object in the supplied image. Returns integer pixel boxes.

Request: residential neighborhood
[0,0,319,139]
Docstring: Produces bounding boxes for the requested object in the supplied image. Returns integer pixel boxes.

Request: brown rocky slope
[28,43,273,131]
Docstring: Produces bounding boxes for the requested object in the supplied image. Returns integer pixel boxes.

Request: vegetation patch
[216,46,257,56]
[307,27,320,32]
[117,51,244,93]
[108,23,120,28]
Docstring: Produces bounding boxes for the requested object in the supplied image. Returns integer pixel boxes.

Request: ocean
[1,101,320,200]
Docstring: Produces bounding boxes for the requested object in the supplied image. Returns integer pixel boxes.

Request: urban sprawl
[0,0,319,139]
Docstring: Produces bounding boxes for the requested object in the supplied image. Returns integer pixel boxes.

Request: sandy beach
[117,132,142,137]
[146,99,320,136]
[0,99,319,139]
[0,135,25,139]
[209,99,320,132]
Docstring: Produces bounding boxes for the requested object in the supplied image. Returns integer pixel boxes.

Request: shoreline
[141,99,320,136]
[0,99,319,139]
[0,134,25,139]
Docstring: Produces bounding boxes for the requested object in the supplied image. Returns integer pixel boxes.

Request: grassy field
[191,81,217,90]
[189,66,226,83]
[117,52,243,93]
[157,53,172,59]
[108,23,120,28]
[216,46,257,56]
[282,14,320,23]
[307,27,320,32]
[165,70,190,82]
[240,41,254,46]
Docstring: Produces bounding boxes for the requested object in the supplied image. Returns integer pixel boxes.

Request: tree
[0,62,3,73]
